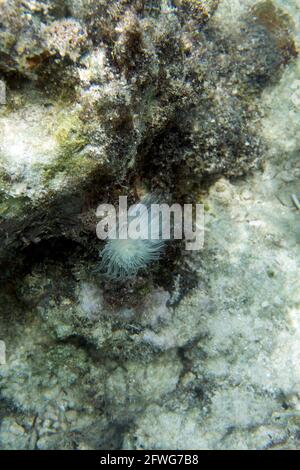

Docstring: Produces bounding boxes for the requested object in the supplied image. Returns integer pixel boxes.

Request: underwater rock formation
[0,0,300,450]
[0,0,295,266]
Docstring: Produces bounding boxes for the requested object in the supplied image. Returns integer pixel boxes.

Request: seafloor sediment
[0,0,300,450]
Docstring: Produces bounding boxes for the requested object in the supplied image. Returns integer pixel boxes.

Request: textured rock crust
[0,0,300,450]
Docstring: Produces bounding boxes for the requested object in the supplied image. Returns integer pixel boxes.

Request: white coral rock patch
[78,282,104,320]
[124,405,209,450]
[142,330,176,351]
[212,0,259,32]
[0,418,28,450]
[106,352,182,411]
[140,289,171,327]
[0,102,58,198]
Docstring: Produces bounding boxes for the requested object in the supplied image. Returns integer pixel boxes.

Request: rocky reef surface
[0,0,300,450]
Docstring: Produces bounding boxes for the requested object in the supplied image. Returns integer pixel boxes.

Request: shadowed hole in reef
[21,237,84,267]
[135,125,194,196]
[0,238,85,314]
[1,227,200,311]
[5,237,85,284]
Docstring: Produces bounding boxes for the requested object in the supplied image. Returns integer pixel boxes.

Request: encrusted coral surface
[0,0,300,450]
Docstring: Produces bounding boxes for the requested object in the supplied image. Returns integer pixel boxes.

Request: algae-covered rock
[0,0,300,451]
[0,0,295,267]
